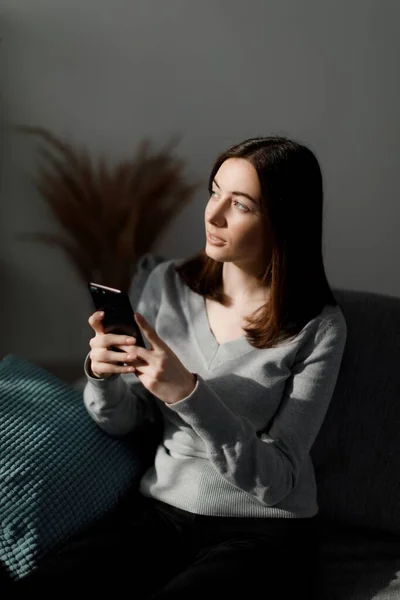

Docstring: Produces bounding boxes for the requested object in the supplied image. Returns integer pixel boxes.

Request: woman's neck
[221,262,269,309]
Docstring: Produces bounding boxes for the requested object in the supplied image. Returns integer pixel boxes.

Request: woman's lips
[207,232,226,245]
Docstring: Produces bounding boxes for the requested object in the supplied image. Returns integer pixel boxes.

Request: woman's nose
[207,197,228,224]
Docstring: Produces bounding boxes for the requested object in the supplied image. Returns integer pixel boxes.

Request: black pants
[11,492,320,598]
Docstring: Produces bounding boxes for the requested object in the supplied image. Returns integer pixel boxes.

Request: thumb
[88,311,106,335]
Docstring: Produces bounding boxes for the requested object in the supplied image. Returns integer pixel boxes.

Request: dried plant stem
[16,125,198,290]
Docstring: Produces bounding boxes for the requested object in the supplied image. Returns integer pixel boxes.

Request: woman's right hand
[88,311,138,378]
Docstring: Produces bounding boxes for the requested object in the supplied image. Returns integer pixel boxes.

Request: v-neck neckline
[187,286,255,370]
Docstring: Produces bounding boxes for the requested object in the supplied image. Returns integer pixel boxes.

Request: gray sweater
[83,259,347,519]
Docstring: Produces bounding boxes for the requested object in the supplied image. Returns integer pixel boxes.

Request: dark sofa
[3,254,400,598]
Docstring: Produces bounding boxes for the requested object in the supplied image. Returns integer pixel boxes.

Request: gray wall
[1,0,399,365]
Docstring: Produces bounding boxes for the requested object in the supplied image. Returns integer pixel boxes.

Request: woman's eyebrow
[213,178,258,205]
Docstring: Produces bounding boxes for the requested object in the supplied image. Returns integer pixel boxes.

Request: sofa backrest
[310,288,400,535]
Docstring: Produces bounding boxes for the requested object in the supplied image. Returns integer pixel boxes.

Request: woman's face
[204,158,267,270]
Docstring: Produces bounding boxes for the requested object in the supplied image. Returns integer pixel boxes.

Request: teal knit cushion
[0,354,148,581]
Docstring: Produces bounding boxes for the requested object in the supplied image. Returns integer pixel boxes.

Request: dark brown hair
[175,136,338,349]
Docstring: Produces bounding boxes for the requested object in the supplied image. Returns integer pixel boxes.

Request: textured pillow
[0,354,154,581]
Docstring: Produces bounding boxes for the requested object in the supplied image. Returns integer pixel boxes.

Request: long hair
[175,136,338,349]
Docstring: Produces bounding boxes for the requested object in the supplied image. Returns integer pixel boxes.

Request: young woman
[18,137,347,597]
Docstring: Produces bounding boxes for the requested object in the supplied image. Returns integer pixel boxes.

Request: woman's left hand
[127,313,197,405]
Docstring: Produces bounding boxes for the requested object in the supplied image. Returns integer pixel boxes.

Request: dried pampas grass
[16,125,198,290]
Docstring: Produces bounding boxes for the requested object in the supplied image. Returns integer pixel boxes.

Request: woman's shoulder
[141,257,178,283]
[142,257,189,295]
[155,257,190,282]
[301,305,347,357]
[289,303,346,348]
[317,303,347,336]
[148,257,184,277]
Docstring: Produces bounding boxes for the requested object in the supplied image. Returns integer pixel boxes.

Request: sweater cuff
[84,352,120,386]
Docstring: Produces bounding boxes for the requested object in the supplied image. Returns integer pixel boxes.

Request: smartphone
[88,282,146,350]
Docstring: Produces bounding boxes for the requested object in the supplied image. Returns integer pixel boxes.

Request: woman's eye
[233,200,250,213]
[208,191,250,213]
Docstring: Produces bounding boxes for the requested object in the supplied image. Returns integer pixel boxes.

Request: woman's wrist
[167,373,198,405]
[88,359,108,380]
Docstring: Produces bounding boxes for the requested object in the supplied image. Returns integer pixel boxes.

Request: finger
[91,361,136,376]
[119,343,137,354]
[131,345,153,364]
[91,333,137,349]
[134,313,164,350]
[91,348,138,365]
[104,334,137,349]
[88,311,105,334]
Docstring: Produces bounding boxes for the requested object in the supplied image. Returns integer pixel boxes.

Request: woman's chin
[205,243,228,260]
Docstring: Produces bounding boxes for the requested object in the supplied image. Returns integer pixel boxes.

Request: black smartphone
[88,282,146,350]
